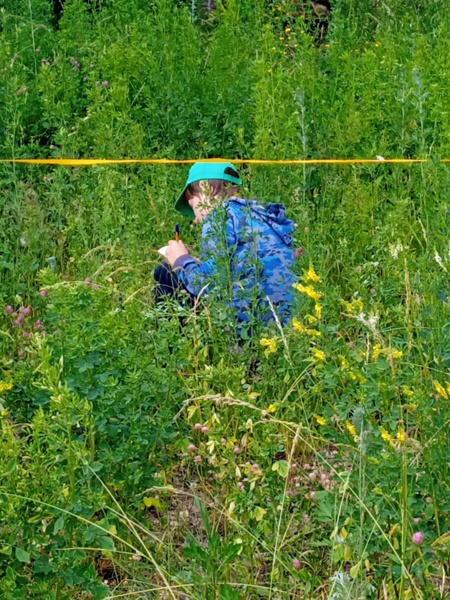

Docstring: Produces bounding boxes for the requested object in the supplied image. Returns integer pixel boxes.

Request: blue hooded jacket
[174,197,295,326]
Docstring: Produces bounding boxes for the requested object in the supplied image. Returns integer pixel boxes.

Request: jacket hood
[229,197,294,246]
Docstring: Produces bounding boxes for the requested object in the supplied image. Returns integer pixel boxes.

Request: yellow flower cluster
[314,414,326,426]
[293,283,323,303]
[292,318,321,337]
[380,426,394,445]
[311,348,326,362]
[346,421,358,442]
[0,380,13,394]
[372,344,403,361]
[341,298,364,314]
[433,380,450,399]
[302,264,321,284]
[260,337,278,358]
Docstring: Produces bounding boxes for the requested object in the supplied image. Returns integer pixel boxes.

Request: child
[154,162,296,329]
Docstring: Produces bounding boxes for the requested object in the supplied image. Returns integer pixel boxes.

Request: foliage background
[0,0,449,598]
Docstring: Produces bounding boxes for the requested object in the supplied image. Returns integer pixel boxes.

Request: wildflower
[402,386,414,397]
[92,283,100,291]
[102,80,109,87]
[40,290,48,298]
[303,264,321,283]
[390,348,403,360]
[35,320,42,329]
[311,348,325,361]
[412,532,423,545]
[260,337,278,357]
[372,344,381,361]
[346,421,357,437]
[293,557,300,571]
[314,303,322,319]
[292,318,306,334]
[389,242,404,260]
[238,481,245,491]
[85,277,91,285]
[293,283,323,302]
[396,428,407,443]
[314,414,326,426]
[285,27,291,33]
[0,380,13,393]
[90,62,94,68]
[267,404,277,413]
[194,423,202,430]
[194,455,202,464]
[187,444,196,452]
[201,426,209,434]
[233,446,241,454]
[339,355,349,369]
[23,307,30,315]
[433,381,448,399]
[380,427,394,446]
[14,319,21,327]
[305,313,318,324]
[5,305,13,314]
[18,349,24,357]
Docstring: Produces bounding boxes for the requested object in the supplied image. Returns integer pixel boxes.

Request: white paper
[158,245,168,258]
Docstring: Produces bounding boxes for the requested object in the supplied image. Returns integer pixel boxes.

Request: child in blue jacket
[154,162,295,328]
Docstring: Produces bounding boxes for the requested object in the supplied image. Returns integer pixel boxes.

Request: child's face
[188,181,217,224]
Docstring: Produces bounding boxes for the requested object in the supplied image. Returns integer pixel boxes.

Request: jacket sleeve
[174,209,237,297]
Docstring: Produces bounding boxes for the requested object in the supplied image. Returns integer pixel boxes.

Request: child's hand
[166,239,190,267]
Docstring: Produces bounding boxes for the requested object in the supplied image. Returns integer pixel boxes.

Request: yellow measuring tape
[0,157,448,166]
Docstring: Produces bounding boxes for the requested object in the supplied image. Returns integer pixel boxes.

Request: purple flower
[293,558,301,571]
[412,532,423,545]
[23,306,31,315]
[101,80,108,87]
[22,331,28,337]
[40,290,48,298]
[238,481,245,491]
[92,283,99,291]
[201,426,209,434]
[5,305,13,314]
[187,444,196,452]
[18,349,24,357]
[14,319,21,327]
[84,278,91,285]
[35,320,42,329]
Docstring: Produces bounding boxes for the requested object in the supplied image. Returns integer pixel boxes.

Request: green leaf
[53,515,64,535]
[349,561,361,578]
[272,460,289,478]
[99,536,115,551]
[424,503,434,519]
[143,497,163,509]
[15,547,30,563]
[219,584,241,600]
[5,458,17,475]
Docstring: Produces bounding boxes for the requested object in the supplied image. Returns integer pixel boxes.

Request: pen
[175,223,180,243]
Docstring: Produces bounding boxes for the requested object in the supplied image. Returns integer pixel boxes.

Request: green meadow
[0,1,449,598]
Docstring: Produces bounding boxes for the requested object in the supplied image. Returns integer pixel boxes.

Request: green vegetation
[1,1,449,598]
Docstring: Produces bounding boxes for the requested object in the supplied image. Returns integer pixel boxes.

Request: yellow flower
[305,314,318,324]
[0,380,13,394]
[339,355,349,369]
[380,426,394,445]
[396,428,406,443]
[341,298,363,315]
[433,381,448,399]
[311,348,326,361]
[303,264,321,283]
[260,337,278,358]
[314,414,326,426]
[293,283,323,302]
[292,318,306,334]
[307,328,321,338]
[267,404,277,414]
[375,42,380,47]
[267,68,273,73]
[402,386,414,397]
[285,27,291,33]
[346,421,357,438]
[315,303,323,319]
[390,349,403,360]
[372,344,381,361]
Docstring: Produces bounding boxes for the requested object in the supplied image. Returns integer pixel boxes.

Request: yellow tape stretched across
[0,157,449,166]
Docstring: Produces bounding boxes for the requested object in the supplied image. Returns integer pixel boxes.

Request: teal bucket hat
[175,161,242,218]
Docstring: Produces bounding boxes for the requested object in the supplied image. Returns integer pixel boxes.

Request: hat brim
[175,172,242,219]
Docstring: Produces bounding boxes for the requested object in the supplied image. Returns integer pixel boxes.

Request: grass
[0,0,450,598]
